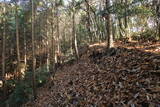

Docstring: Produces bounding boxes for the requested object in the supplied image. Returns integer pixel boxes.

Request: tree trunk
[55,0,60,62]
[38,17,42,67]
[31,0,36,99]
[124,0,128,29]
[46,11,50,71]
[158,22,160,39]
[50,3,56,72]
[50,16,55,73]
[157,0,160,39]
[72,0,79,59]
[85,0,92,43]
[105,0,114,48]
[23,26,27,69]
[15,3,20,65]
[2,0,6,98]
[124,0,131,41]
[118,18,124,39]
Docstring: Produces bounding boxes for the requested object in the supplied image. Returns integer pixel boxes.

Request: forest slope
[24,41,160,107]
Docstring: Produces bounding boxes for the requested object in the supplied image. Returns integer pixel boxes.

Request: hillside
[24,41,160,107]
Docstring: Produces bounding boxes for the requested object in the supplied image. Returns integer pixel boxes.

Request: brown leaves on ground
[24,41,160,107]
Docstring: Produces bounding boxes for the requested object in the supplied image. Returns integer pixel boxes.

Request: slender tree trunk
[70,0,74,54]
[31,0,36,99]
[2,0,6,99]
[54,0,61,65]
[55,0,60,55]
[124,0,131,41]
[85,0,92,43]
[24,26,27,68]
[44,13,48,65]
[103,18,107,41]
[15,3,20,65]
[124,0,128,29]
[118,18,123,39]
[158,22,160,39]
[70,30,73,54]
[72,0,79,59]
[50,21,55,72]
[90,14,97,42]
[46,12,50,71]
[157,0,160,39]
[56,24,59,54]
[98,1,103,42]
[106,0,114,48]
[38,17,42,67]
[112,20,116,40]
[50,4,55,73]
[124,0,128,39]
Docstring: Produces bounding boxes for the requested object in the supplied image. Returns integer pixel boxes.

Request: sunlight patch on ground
[89,42,106,48]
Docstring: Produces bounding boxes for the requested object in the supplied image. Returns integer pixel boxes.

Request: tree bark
[50,12,55,73]
[85,0,92,43]
[23,25,27,69]
[124,0,131,41]
[31,0,36,99]
[72,0,79,59]
[157,0,160,38]
[55,0,60,60]
[124,0,128,29]
[2,0,6,99]
[15,2,21,65]
[105,0,114,48]
[46,11,50,71]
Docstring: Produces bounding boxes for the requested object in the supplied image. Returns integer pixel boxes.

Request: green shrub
[132,29,156,41]
[36,65,50,87]
[5,65,51,107]
[6,81,32,107]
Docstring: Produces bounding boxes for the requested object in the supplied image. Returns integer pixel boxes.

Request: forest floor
[24,41,160,107]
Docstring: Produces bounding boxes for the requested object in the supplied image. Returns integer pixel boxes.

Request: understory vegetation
[0,0,160,107]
